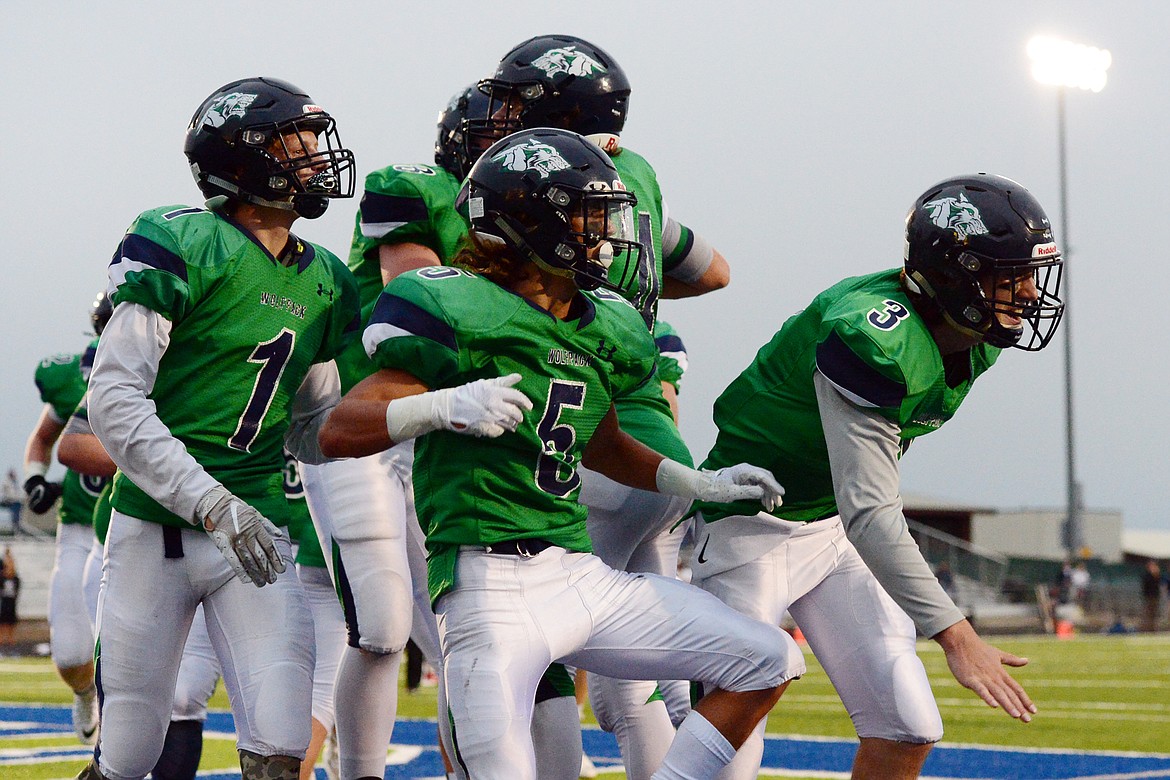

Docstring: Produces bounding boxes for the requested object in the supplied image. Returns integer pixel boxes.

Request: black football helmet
[90,290,112,336]
[184,77,355,219]
[471,35,631,155]
[462,128,642,291]
[904,173,1064,351]
[434,84,493,179]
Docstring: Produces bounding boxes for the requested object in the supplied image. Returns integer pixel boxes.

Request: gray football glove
[195,486,285,586]
[656,460,785,512]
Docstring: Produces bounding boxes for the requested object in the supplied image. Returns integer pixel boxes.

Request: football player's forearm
[816,372,964,638]
[582,408,663,491]
[318,398,394,458]
[57,434,117,477]
[24,408,65,476]
[89,303,217,522]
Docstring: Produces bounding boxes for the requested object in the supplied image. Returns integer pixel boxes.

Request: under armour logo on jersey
[596,339,617,361]
[317,283,334,301]
[200,92,258,128]
[923,192,989,240]
[531,45,607,79]
[491,139,571,179]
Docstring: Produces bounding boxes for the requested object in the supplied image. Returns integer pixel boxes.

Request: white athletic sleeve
[661,216,714,284]
[88,302,218,524]
[814,370,965,638]
[283,361,341,466]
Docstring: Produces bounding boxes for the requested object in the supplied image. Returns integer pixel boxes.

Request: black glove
[24,475,63,514]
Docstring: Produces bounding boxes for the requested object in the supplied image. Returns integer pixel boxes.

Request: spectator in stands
[1,469,23,535]
[1070,562,1091,610]
[1141,560,1163,632]
[0,546,19,645]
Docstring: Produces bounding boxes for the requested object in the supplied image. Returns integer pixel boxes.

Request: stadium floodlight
[1026,34,1109,561]
[1027,35,1112,93]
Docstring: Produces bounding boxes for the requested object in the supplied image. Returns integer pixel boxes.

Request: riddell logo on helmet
[1032,242,1059,258]
[302,104,324,114]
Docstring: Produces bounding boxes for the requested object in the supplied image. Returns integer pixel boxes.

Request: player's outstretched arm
[934,619,1036,722]
[582,406,784,509]
[319,370,533,458]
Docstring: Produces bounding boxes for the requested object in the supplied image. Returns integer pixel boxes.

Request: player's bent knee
[344,564,413,653]
[721,618,805,693]
[238,749,299,780]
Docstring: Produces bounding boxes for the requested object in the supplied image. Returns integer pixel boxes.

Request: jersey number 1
[229,329,296,452]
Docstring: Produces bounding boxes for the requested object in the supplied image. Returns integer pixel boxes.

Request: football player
[27,294,108,745]
[76,77,359,780]
[689,174,1059,779]
[475,34,730,778]
[318,128,800,780]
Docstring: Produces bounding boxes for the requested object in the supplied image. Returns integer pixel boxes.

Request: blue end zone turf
[4,705,1170,779]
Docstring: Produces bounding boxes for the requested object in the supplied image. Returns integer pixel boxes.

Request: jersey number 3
[535,380,586,497]
[229,328,296,452]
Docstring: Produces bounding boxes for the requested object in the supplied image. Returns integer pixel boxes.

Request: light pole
[1026,35,1110,560]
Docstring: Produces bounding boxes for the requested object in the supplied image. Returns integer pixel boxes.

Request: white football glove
[386,373,533,442]
[443,373,533,437]
[656,460,785,512]
[195,486,286,587]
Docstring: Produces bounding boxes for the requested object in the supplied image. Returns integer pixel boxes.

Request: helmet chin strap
[205,175,298,213]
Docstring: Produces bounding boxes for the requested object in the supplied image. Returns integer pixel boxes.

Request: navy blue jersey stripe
[654,333,687,355]
[370,293,457,352]
[360,191,430,225]
[815,330,906,409]
[112,233,188,282]
[663,224,694,271]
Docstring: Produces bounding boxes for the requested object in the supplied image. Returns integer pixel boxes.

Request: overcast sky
[3,2,1165,538]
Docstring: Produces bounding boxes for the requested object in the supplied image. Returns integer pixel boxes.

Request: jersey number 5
[229,328,296,452]
[535,380,586,497]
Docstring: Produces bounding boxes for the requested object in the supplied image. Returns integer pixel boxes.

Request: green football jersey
[337,164,467,394]
[58,339,110,528]
[698,268,1000,523]
[365,267,657,601]
[653,319,687,393]
[107,205,360,529]
[34,351,85,422]
[92,480,113,544]
[34,348,99,526]
[609,147,665,329]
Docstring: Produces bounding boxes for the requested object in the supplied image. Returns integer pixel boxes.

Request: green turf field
[2,632,1167,779]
